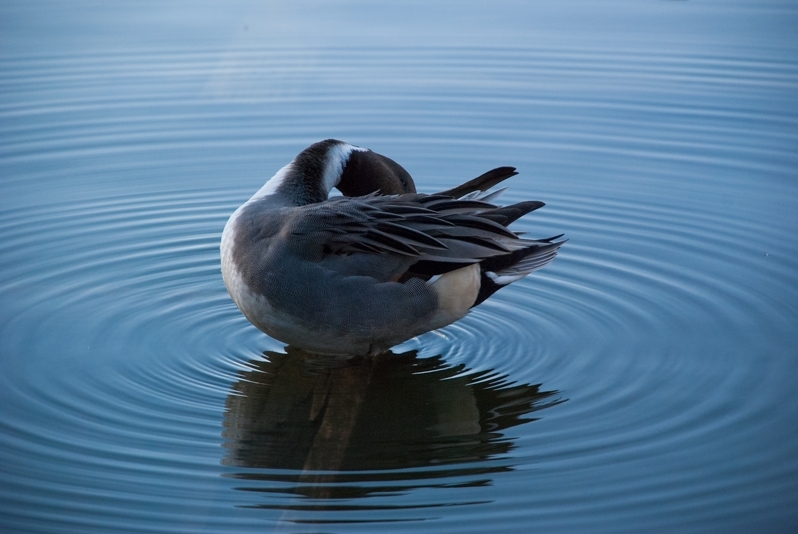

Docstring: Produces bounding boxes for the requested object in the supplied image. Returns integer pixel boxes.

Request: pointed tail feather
[473,239,565,306]
[434,167,518,198]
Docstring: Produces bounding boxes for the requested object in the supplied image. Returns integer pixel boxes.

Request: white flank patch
[431,263,480,317]
[486,270,527,285]
[322,143,368,194]
[250,162,294,201]
[426,274,443,285]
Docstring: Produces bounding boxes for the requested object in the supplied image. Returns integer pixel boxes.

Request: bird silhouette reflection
[222,347,563,502]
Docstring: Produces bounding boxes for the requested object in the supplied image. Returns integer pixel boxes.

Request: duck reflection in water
[222,347,564,503]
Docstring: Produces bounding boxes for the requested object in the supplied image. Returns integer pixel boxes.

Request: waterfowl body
[221,139,564,355]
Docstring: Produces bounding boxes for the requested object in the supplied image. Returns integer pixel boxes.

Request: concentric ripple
[2,2,798,532]
[0,188,569,529]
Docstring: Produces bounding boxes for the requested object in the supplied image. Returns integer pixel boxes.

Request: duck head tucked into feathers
[221,139,564,355]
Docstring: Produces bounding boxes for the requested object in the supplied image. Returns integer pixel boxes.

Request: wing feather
[281,189,557,282]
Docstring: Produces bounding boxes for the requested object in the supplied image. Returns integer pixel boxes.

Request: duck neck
[250,140,366,206]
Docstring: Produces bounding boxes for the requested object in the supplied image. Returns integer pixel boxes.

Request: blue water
[2,1,798,532]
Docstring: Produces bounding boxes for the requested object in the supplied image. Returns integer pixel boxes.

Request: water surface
[1,1,797,532]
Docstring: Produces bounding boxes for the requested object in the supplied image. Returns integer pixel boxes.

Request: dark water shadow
[222,347,564,510]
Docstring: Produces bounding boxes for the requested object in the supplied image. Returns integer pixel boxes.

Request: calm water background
[2,1,797,532]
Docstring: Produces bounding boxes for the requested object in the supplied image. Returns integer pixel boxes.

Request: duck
[221,139,564,355]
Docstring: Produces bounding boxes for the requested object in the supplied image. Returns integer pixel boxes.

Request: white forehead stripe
[322,143,368,193]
